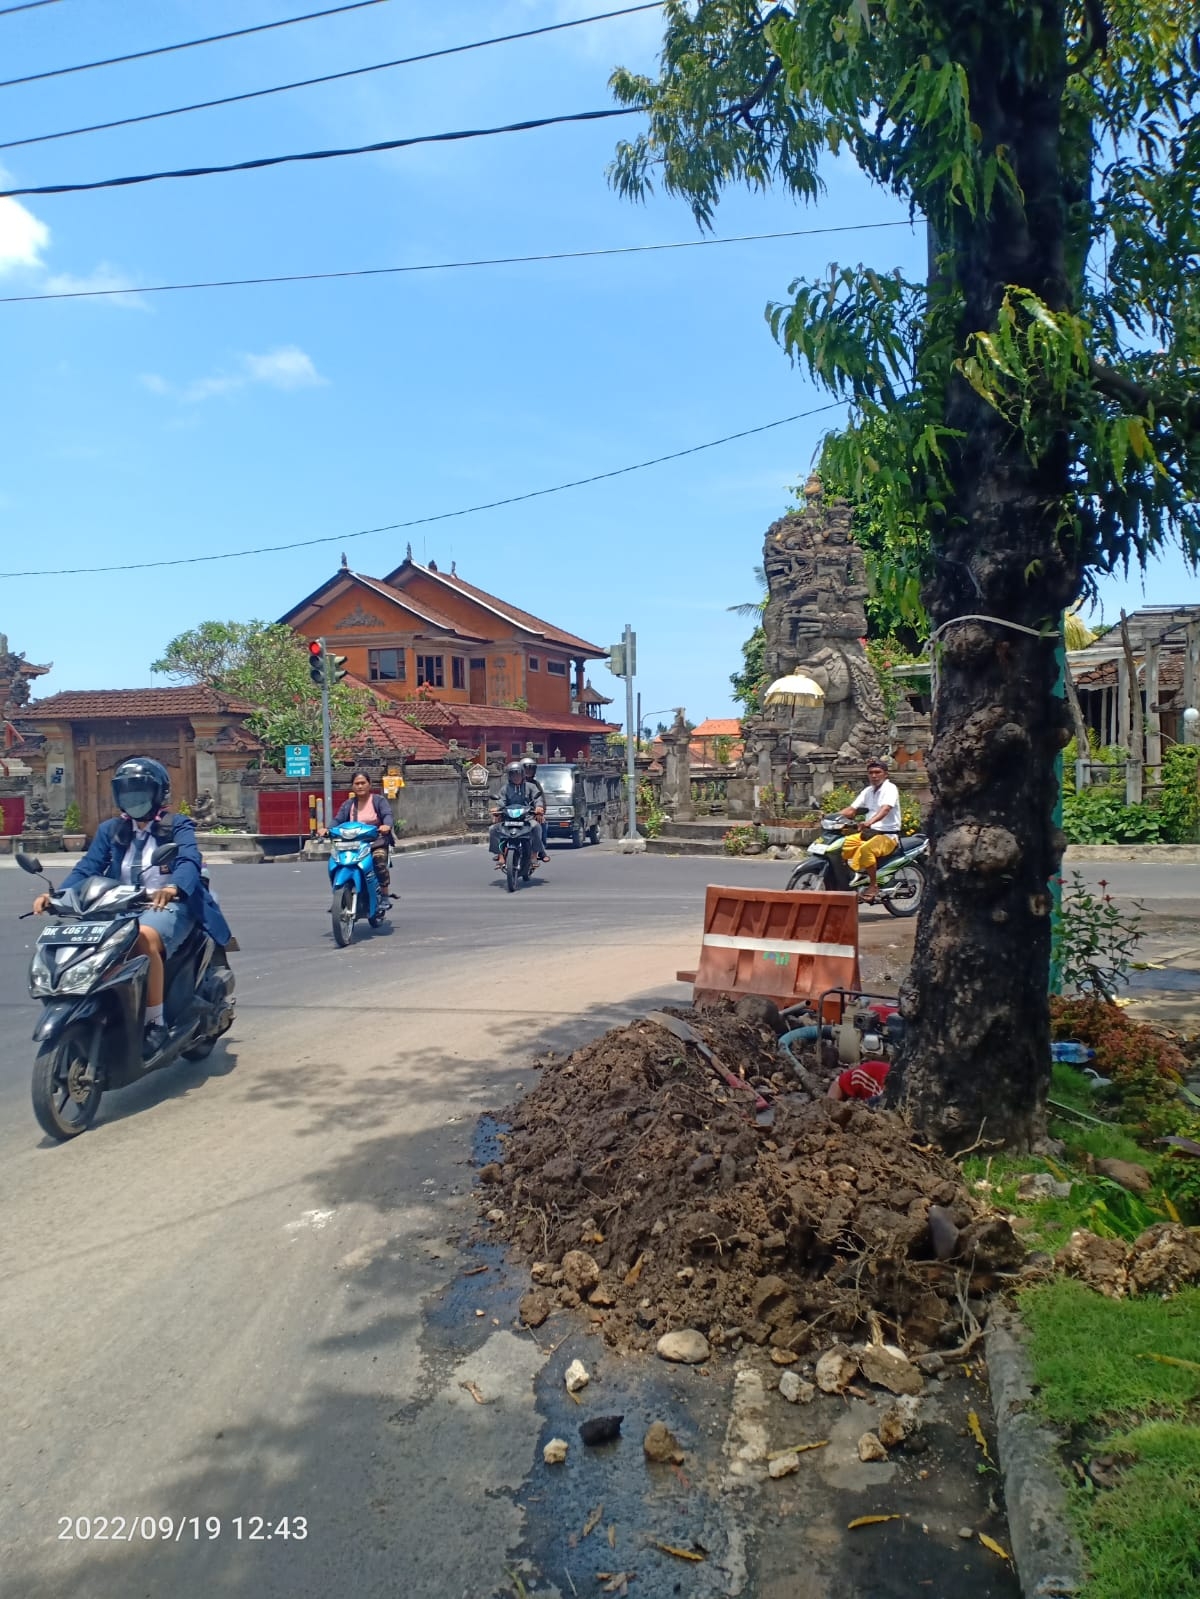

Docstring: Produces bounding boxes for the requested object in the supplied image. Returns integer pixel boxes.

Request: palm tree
[728,564,768,620]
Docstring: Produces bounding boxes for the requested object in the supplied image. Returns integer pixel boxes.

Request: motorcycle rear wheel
[332,884,356,946]
[32,1023,103,1141]
[882,862,925,918]
[506,850,518,892]
[786,862,828,893]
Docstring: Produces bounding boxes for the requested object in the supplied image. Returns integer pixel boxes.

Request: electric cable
[0,221,913,305]
[0,403,844,578]
[0,1,388,90]
[0,0,61,17]
[0,106,639,197]
[0,4,664,149]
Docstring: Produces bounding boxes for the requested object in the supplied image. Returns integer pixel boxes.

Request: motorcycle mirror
[16,852,43,876]
[149,843,179,869]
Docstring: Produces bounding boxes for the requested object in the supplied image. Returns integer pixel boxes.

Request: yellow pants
[844,832,899,873]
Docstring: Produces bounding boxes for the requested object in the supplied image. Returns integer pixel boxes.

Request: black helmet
[520,756,538,778]
[112,756,170,821]
[506,760,525,783]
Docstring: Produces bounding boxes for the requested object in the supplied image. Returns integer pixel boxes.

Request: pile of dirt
[479,1006,1022,1354]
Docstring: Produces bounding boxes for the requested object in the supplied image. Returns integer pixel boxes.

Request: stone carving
[26,792,51,833]
[338,604,386,629]
[733,482,890,816]
[190,789,216,829]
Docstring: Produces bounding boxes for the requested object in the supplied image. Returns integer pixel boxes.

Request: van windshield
[539,767,574,797]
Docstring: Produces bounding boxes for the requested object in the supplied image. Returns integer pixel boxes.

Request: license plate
[44,923,106,945]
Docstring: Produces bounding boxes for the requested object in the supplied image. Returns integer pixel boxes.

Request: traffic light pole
[624,623,637,840]
[319,635,333,830]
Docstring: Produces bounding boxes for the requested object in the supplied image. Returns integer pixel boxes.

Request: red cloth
[836,1059,890,1100]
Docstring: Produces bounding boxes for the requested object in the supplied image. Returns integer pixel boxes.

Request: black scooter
[496,803,537,892]
[18,847,236,1141]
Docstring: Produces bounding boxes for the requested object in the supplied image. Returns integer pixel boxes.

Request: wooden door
[469,658,488,705]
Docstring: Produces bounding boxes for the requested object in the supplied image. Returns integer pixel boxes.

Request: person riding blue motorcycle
[489,760,548,867]
[31,757,232,1057]
[319,769,394,901]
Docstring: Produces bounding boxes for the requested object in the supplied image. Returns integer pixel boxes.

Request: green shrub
[1159,745,1200,843]
[62,801,82,832]
[1063,788,1165,843]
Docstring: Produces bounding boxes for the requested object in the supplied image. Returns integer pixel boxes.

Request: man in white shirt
[838,758,903,904]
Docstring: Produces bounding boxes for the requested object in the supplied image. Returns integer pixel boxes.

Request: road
[0,848,1193,1598]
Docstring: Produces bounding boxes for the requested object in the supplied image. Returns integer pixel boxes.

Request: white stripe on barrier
[702,932,857,960]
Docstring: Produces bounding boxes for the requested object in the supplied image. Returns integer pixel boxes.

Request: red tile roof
[26,686,258,720]
[384,559,605,656]
[692,718,743,738]
[377,697,615,735]
[354,709,453,762]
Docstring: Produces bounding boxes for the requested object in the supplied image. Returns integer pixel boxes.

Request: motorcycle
[496,802,537,892]
[785,816,929,918]
[17,847,236,1142]
[327,820,389,946]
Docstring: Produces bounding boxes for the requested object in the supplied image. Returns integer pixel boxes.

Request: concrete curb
[986,1307,1085,1597]
[1064,843,1200,863]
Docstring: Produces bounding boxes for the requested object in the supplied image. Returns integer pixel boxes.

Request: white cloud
[43,263,148,310]
[242,346,325,390]
[141,345,328,403]
[0,194,49,274]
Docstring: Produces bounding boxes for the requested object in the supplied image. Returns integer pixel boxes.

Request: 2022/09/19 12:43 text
[57,1515,308,1541]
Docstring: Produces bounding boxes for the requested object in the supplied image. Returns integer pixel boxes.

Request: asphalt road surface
[0,848,1193,1598]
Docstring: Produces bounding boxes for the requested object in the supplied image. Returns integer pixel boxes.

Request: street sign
[285,744,312,777]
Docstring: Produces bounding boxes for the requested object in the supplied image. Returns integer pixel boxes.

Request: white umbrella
[763,672,825,711]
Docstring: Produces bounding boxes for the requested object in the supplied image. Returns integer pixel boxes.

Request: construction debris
[479,1006,1021,1354]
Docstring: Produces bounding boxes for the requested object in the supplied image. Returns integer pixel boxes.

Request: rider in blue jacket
[32,757,231,1056]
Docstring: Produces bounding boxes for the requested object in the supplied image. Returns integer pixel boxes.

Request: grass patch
[1074,1422,1200,1599]
[1020,1278,1200,1424]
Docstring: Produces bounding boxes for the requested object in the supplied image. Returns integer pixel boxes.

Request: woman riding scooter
[31,757,232,1058]
[319,769,395,900]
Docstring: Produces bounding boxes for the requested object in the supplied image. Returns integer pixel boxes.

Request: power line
[0,1,388,89]
[0,107,640,197]
[0,403,844,578]
[0,4,664,150]
[0,1,61,17]
[0,221,913,304]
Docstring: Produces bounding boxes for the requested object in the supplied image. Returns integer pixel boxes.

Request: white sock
[146,1003,164,1025]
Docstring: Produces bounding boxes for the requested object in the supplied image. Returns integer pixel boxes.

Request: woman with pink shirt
[322,769,395,901]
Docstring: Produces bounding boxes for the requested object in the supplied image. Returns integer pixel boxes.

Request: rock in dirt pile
[479,1007,1022,1354]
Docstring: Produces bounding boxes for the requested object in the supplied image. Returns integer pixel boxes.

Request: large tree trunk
[894,5,1077,1152]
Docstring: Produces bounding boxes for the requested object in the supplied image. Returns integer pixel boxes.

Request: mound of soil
[480,1006,1022,1354]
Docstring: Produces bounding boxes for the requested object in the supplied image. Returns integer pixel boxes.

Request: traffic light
[308,639,326,687]
[328,653,348,686]
[608,642,625,677]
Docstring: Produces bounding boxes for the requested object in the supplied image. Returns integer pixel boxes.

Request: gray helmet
[520,756,538,778]
[505,760,525,783]
[112,756,170,821]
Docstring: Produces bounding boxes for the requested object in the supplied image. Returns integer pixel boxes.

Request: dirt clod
[480,1006,1015,1353]
[519,1290,551,1329]
[643,1420,685,1464]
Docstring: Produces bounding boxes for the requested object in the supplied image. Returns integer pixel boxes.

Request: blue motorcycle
[327,821,388,947]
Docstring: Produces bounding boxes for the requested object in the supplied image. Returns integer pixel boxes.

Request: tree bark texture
[895,4,1076,1152]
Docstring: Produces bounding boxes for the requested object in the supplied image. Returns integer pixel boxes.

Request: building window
[452,656,466,690]
[470,657,486,670]
[417,654,444,688]
[368,648,405,682]
[528,655,539,672]
[533,742,546,757]
[547,659,567,677]
[511,742,523,756]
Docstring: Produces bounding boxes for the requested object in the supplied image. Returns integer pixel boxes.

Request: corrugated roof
[26,686,258,720]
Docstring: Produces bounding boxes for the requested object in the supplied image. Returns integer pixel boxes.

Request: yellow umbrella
[763,672,826,711]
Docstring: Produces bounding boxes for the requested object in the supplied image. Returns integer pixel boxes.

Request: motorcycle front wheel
[506,849,519,892]
[786,861,828,893]
[32,1023,103,1141]
[332,884,356,946]
[881,862,925,918]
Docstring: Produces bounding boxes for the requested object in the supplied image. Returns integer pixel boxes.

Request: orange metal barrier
[678,885,860,1011]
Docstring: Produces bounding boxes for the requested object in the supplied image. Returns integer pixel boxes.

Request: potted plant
[62,801,86,850]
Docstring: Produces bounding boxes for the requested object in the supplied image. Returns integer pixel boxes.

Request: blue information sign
[285,744,312,777]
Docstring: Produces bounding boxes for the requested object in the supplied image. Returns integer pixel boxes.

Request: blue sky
[1,0,1192,720]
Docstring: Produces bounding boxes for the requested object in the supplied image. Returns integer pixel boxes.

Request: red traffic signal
[307,638,326,687]
[308,640,323,658]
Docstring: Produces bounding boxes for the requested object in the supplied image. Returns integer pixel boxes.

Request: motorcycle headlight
[45,946,117,996]
[29,946,55,997]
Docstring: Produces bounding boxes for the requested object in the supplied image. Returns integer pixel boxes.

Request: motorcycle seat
[901,833,928,851]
